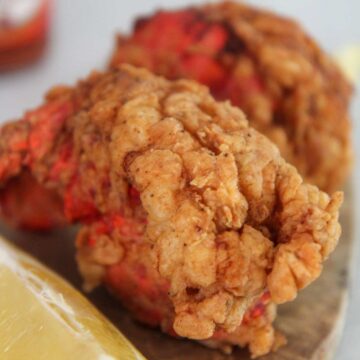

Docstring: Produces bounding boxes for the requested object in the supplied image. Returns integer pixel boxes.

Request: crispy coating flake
[110,1,353,192]
[0,65,342,356]
[0,172,66,230]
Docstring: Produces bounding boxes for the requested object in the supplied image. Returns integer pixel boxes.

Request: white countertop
[0,1,359,359]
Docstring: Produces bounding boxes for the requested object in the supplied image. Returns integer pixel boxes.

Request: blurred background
[0,1,359,359]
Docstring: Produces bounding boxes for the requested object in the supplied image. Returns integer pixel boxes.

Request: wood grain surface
[0,188,353,360]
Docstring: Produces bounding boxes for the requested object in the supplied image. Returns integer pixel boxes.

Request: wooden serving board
[0,187,353,360]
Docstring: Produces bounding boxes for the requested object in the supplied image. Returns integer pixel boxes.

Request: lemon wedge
[0,236,146,360]
[336,44,360,82]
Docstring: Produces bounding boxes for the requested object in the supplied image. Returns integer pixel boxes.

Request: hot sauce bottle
[0,0,50,70]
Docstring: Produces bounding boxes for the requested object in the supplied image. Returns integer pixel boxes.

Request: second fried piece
[110,1,353,192]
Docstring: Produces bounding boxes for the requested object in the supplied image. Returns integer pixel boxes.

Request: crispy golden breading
[108,66,342,338]
[0,65,342,356]
[77,224,285,358]
[110,1,353,192]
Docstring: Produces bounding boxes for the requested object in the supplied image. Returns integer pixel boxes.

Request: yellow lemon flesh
[0,236,146,360]
[336,44,360,82]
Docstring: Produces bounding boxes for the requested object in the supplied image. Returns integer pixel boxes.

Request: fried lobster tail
[0,65,342,357]
[110,1,353,192]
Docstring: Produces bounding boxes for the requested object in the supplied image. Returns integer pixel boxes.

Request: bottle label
[0,0,43,28]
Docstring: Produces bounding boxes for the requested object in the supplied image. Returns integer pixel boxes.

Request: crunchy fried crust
[0,65,342,356]
[77,216,285,358]
[110,1,353,192]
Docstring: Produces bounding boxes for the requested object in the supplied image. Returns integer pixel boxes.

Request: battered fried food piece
[110,1,353,192]
[78,218,285,358]
[0,65,342,357]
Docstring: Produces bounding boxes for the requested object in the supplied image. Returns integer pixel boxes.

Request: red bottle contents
[0,0,50,70]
